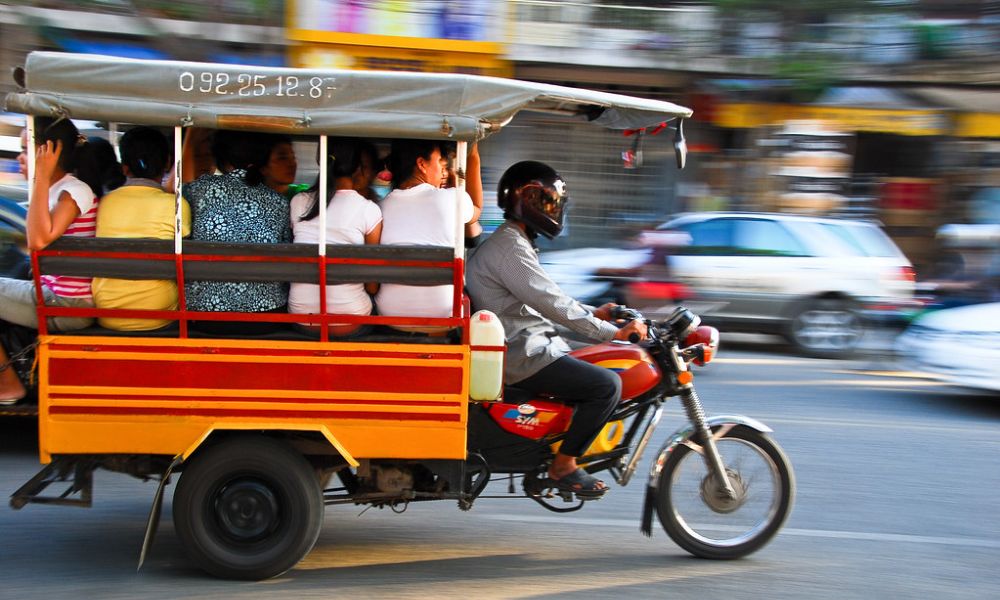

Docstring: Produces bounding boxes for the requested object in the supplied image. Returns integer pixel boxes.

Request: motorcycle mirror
[674,119,687,170]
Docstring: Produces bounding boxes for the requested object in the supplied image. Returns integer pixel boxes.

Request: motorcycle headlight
[666,307,700,339]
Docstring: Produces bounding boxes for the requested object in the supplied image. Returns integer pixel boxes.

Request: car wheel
[787,298,863,358]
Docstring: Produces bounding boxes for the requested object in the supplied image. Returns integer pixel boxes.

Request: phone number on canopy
[178,71,337,100]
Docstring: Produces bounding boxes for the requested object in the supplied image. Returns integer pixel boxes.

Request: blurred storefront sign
[287,0,511,76]
[712,102,948,137]
[711,83,1000,139]
[909,87,1000,139]
[955,113,1000,139]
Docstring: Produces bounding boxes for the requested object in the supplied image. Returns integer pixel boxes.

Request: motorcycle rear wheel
[655,425,793,559]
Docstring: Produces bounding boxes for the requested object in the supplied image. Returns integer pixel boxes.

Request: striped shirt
[466,220,618,384]
[40,174,98,299]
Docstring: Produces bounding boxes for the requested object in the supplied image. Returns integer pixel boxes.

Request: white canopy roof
[4,52,692,140]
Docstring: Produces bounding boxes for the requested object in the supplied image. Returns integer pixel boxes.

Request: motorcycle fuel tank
[488,399,573,440]
[570,342,661,400]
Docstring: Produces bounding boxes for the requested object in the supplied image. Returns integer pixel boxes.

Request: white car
[895,302,1000,393]
[654,213,917,357]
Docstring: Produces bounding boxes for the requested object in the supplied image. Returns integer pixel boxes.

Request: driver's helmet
[496,161,569,239]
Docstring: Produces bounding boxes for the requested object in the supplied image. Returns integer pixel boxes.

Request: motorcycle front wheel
[655,425,794,559]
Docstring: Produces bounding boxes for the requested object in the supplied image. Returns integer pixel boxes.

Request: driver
[466,161,647,499]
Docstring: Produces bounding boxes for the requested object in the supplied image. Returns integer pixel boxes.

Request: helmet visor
[517,179,569,239]
[521,181,568,219]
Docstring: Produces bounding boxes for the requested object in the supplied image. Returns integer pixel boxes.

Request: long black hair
[34,116,121,197]
[86,137,126,194]
[389,139,443,189]
[210,130,273,186]
[300,137,376,222]
[119,126,170,181]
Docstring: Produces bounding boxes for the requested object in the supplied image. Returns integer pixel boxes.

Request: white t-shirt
[376,183,474,318]
[40,174,98,298]
[287,189,382,320]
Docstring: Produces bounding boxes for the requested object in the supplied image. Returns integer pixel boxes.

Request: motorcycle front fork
[679,385,737,499]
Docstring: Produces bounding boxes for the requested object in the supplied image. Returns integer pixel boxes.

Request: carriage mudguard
[179,423,359,466]
[639,415,773,536]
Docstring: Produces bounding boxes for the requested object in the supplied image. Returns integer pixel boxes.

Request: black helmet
[497,161,569,239]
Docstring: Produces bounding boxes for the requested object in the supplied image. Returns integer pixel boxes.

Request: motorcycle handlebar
[611,305,703,345]
[610,306,643,322]
[610,305,649,343]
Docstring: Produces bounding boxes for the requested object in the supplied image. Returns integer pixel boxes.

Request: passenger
[16,127,28,178]
[0,117,117,402]
[182,130,291,335]
[466,161,648,499]
[288,138,382,338]
[92,126,191,331]
[375,139,481,331]
[86,137,127,196]
[440,142,484,248]
[261,135,308,199]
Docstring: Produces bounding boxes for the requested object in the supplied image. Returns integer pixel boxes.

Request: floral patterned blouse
[184,169,291,312]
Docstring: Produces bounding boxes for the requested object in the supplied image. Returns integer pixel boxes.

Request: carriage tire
[172,435,323,580]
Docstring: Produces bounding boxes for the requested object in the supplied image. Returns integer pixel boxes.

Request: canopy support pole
[173,126,188,338]
[318,134,329,342]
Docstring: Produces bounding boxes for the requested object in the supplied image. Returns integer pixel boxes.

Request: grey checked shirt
[466,221,618,384]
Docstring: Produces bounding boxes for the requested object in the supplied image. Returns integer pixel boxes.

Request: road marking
[716,357,833,366]
[716,361,947,384]
[834,370,941,380]
[482,515,1000,549]
[722,378,950,387]
[735,414,1000,435]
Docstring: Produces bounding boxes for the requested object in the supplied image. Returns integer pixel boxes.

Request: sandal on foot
[544,468,608,499]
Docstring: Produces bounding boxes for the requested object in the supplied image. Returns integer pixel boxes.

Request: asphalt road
[1,343,998,599]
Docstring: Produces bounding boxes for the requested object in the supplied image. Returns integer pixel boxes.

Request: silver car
[653,213,916,357]
[895,302,1000,393]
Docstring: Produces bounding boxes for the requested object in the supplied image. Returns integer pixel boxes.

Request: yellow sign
[290,40,511,77]
[714,102,949,137]
[955,113,1000,138]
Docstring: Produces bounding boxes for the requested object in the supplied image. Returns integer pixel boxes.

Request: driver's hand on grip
[593,302,618,322]
[614,319,648,343]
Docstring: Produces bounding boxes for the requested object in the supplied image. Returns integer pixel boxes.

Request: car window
[732,219,809,256]
[676,219,734,255]
[826,223,902,258]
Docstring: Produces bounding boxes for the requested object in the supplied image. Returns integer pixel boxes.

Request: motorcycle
[325,306,795,560]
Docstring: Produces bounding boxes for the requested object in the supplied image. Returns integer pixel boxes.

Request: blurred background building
[0,0,998,270]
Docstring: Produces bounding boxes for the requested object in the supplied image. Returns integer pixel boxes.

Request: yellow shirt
[92,183,192,331]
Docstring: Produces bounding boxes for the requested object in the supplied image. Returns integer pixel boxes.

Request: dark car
[0,188,29,280]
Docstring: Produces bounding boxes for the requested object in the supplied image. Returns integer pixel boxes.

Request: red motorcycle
[326,306,795,560]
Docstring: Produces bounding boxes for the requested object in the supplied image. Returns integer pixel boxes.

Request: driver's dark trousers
[512,355,622,457]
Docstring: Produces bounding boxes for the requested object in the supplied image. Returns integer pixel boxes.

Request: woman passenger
[261,135,308,200]
[374,139,481,330]
[0,117,117,402]
[92,126,191,331]
[288,138,382,338]
[181,130,291,335]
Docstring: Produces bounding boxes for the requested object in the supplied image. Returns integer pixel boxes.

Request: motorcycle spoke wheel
[656,425,794,559]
